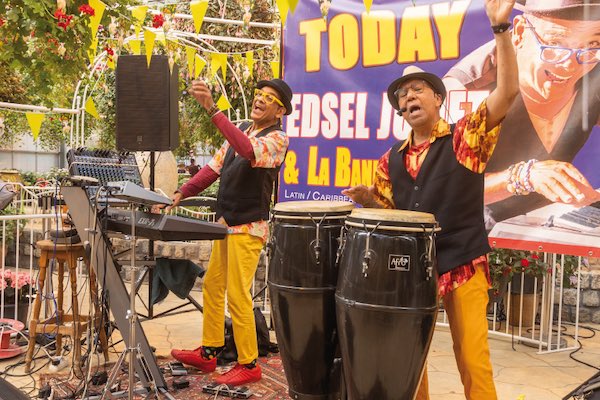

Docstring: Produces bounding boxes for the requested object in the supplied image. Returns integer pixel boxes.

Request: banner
[280,0,600,235]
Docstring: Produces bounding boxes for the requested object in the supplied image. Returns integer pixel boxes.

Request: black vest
[215,122,282,227]
[389,128,491,275]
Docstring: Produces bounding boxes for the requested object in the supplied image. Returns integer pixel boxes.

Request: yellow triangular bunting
[216,95,231,111]
[106,57,115,70]
[271,61,280,78]
[211,53,227,80]
[245,51,254,77]
[190,0,209,34]
[89,0,106,39]
[129,39,141,55]
[364,0,373,13]
[186,46,196,76]
[288,0,299,13]
[275,0,289,27]
[131,6,148,25]
[194,54,207,78]
[85,97,100,119]
[144,29,156,67]
[25,113,44,141]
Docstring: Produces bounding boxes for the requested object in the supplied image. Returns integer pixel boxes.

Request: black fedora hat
[515,0,600,20]
[256,79,293,115]
[386,66,447,111]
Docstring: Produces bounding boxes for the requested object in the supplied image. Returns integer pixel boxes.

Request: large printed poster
[280,0,600,245]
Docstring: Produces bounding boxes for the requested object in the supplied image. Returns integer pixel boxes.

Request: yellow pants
[202,233,263,364]
[416,265,497,400]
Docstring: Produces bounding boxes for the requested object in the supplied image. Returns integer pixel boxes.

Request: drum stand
[99,204,164,400]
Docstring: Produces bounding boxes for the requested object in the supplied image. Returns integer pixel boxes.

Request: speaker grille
[116,55,179,151]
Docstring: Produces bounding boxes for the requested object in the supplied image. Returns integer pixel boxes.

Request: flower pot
[508,292,538,328]
[510,273,542,295]
[1,300,30,325]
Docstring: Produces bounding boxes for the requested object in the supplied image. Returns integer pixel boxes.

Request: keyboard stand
[61,185,168,391]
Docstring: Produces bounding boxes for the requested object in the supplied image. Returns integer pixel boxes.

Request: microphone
[397,107,407,116]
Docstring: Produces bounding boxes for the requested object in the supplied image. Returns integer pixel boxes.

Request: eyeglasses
[254,88,284,107]
[524,17,600,64]
[394,80,426,99]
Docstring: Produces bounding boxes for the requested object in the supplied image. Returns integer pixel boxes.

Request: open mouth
[545,69,569,83]
[408,105,421,114]
[253,102,265,112]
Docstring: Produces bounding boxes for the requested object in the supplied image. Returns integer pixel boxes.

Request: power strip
[48,356,69,373]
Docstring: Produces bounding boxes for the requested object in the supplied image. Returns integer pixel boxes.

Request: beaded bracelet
[506,159,537,195]
[207,103,220,117]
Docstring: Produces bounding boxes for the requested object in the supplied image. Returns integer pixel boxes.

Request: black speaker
[116,55,179,151]
[0,377,29,400]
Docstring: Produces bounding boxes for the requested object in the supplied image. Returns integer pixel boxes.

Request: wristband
[207,103,220,116]
[491,23,511,34]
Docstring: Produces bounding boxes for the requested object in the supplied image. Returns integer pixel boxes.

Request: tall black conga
[268,200,354,400]
[336,209,439,400]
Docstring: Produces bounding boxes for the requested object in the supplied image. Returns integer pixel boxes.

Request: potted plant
[0,269,34,324]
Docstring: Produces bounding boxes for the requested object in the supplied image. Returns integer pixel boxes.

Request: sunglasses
[254,88,284,107]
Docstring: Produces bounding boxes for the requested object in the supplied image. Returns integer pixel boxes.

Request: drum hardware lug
[422,224,437,280]
[309,213,327,265]
[361,221,380,278]
[335,226,347,267]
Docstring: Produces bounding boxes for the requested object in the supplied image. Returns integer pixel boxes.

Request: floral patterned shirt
[372,100,499,297]
[208,125,289,243]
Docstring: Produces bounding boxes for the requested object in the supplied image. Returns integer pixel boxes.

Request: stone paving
[2,285,599,399]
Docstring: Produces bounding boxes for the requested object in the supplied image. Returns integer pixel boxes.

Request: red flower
[0,18,5,28]
[104,46,114,56]
[152,14,165,28]
[54,8,73,31]
[521,258,530,268]
[78,4,95,17]
[532,254,539,260]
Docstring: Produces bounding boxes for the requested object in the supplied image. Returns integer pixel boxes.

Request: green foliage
[489,248,580,292]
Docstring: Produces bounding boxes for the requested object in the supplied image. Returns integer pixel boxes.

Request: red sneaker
[215,363,262,386]
[170,347,216,372]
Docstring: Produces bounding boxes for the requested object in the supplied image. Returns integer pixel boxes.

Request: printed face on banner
[281,0,600,232]
[513,14,600,103]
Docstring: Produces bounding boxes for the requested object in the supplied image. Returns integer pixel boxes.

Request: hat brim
[515,1,600,20]
[386,72,447,111]
[257,80,293,115]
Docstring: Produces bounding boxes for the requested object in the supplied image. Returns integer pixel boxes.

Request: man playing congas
[164,78,293,386]
[342,1,519,399]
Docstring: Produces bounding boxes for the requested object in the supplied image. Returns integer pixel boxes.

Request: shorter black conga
[268,200,354,400]
[335,208,439,400]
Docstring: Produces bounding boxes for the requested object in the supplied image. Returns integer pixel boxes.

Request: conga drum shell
[268,201,353,400]
[336,208,439,400]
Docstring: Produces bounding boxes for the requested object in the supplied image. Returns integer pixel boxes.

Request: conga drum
[335,208,439,400]
[268,200,354,400]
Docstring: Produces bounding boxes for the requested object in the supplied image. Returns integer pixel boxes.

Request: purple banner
[280,0,600,229]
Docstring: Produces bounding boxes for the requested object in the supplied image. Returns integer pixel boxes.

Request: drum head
[347,208,438,231]
[273,201,354,219]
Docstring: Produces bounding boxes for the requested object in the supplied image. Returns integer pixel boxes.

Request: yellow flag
[245,51,254,77]
[89,0,106,39]
[288,0,299,13]
[129,39,141,55]
[88,37,98,64]
[275,0,289,27]
[186,46,196,76]
[106,57,115,70]
[190,0,209,33]
[85,97,100,119]
[131,6,148,25]
[194,54,207,78]
[144,29,156,67]
[211,53,227,80]
[363,0,373,13]
[271,61,280,78]
[25,113,44,141]
[216,95,231,111]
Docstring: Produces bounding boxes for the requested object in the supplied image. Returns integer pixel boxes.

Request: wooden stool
[25,240,109,372]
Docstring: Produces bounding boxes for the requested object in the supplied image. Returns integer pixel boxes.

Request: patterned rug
[40,354,290,399]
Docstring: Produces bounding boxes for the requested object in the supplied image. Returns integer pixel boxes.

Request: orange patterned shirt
[372,100,499,297]
[208,125,288,243]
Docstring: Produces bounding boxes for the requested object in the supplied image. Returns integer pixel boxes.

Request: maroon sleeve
[212,112,255,160]
[178,165,219,199]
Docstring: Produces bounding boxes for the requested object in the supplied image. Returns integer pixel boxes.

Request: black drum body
[268,201,353,400]
[335,211,439,400]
